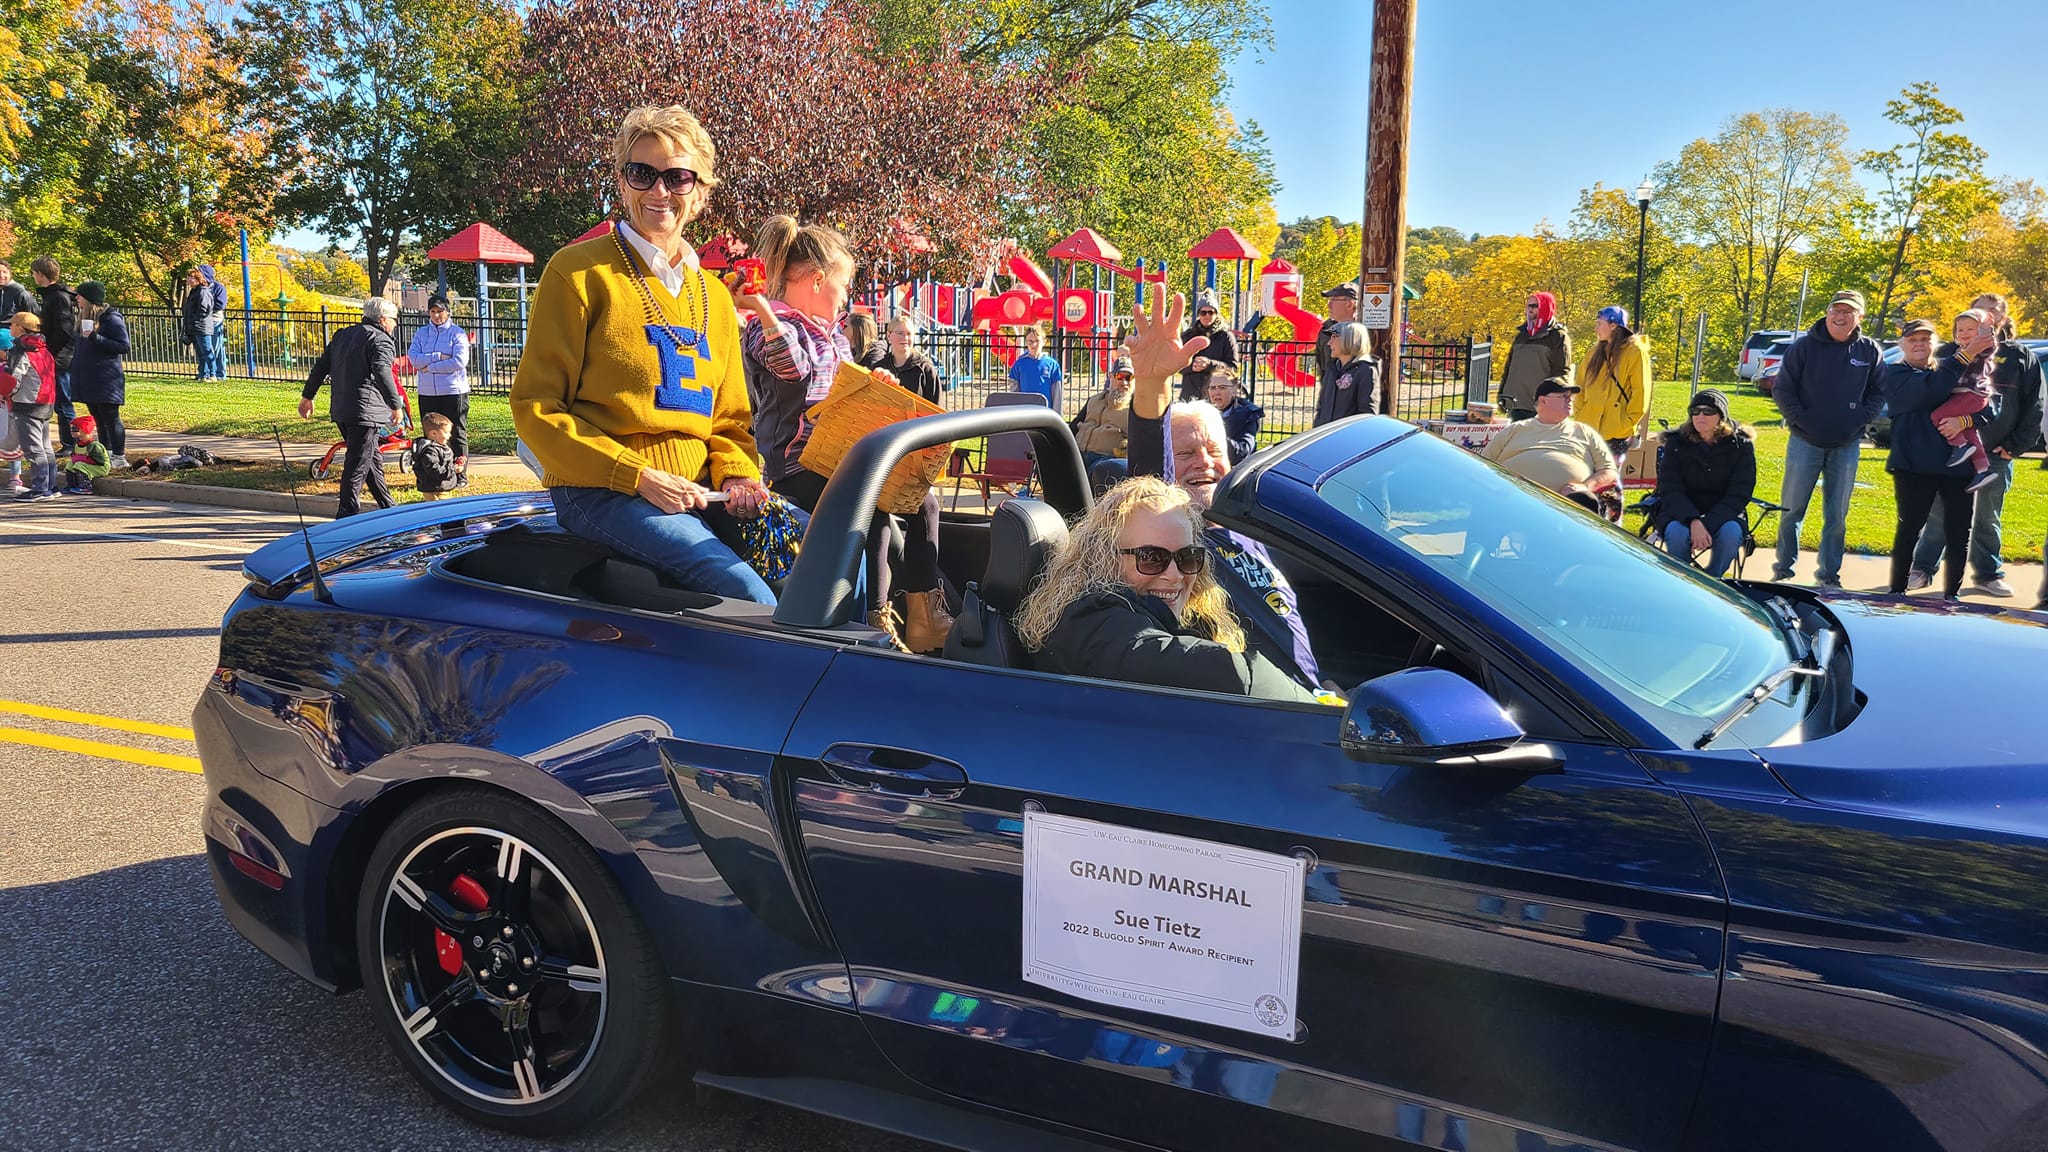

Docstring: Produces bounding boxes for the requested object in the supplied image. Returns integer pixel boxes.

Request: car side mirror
[1341,668,1531,765]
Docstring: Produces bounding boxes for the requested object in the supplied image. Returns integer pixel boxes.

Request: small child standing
[59,413,110,493]
[410,411,458,500]
[1932,308,1999,493]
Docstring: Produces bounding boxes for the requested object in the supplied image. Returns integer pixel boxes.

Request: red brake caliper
[434,874,492,976]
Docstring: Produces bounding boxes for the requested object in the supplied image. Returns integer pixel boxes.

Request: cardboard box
[1620,431,1660,485]
[1428,421,1506,453]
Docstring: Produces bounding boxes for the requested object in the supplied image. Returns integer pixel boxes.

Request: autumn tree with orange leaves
[515,0,1054,276]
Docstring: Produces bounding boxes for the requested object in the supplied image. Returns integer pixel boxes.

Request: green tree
[1653,109,1862,342]
[1860,82,1994,336]
[237,0,527,295]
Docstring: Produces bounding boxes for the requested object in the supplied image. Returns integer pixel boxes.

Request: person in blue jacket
[1204,370,1263,464]
[1883,317,1999,599]
[1770,289,1885,588]
[408,293,472,484]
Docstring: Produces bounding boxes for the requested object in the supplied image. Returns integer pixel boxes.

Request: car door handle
[820,745,968,797]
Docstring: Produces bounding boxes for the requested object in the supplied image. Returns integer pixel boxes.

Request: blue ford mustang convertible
[199,408,2048,1151]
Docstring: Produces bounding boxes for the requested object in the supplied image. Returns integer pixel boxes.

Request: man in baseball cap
[1074,355,1137,492]
[1482,376,1617,510]
[1316,281,1359,380]
[1770,287,1885,587]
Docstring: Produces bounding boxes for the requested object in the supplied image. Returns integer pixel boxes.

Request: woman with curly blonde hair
[1015,476,1316,701]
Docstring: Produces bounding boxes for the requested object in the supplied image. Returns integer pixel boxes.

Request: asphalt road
[0,495,930,1152]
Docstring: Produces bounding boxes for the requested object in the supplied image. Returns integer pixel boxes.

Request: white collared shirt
[617,220,700,297]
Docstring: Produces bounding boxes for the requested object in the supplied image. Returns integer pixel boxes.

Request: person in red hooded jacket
[1496,291,1573,420]
[3,309,60,500]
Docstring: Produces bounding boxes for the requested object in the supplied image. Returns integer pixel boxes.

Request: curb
[91,475,342,518]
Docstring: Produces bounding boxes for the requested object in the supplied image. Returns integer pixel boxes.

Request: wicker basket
[798,361,951,514]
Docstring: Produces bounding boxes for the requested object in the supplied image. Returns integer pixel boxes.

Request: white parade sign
[1020,811,1306,1040]
[1361,282,1393,329]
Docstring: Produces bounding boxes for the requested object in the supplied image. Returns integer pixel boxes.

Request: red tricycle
[308,361,416,480]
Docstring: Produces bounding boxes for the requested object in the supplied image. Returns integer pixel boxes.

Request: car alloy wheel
[357,789,668,1133]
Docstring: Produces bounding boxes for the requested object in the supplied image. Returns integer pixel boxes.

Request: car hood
[1757,593,2048,834]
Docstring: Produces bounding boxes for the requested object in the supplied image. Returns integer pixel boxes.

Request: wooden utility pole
[1361,0,1417,416]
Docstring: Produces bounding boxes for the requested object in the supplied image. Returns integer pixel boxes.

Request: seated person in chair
[1120,291,1323,691]
[1650,388,1754,576]
[1014,476,1316,702]
[1480,377,1619,511]
[1073,356,1134,493]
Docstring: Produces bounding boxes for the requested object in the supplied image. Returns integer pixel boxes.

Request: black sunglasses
[1689,406,1720,417]
[620,162,699,193]
[1119,545,1207,576]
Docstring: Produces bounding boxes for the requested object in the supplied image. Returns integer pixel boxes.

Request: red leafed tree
[518,0,1054,274]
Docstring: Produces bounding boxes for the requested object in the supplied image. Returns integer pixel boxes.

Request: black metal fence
[120,304,530,391]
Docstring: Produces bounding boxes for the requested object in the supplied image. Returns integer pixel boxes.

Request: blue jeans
[549,485,776,604]
[52,368,74,448]
[1774,434,1860,583]
[199,327,227,378]
[1911,454,2010,582]
[1664,519,1745,577]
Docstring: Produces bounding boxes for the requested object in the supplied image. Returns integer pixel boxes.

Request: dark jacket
[1128,410,1321,686]
[0,280,32,325]
[37,281,76,370]
[1177,322,1239,398]
[182,283,222,345]
[1773,318,1884,448]
[1315,356,1377,427]
[1035,587,1317,703]
[1883,351,1999,477]
[411,438,459,492]
[1652,427,1756,533]
[1217,399,1264,464]
[68,307,130,405]
[875,349,941,404]
[1497,321,1571,412]
[302,321,401,427]
[1975,340,2046,458]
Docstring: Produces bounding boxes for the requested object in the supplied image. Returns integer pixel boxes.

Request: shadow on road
[0,855,932,1151]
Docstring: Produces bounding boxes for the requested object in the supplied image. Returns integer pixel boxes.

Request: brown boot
[867,606,912,654]
[900,588,956,654]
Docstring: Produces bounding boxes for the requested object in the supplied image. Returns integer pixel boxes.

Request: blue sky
[1228,0,2048,237]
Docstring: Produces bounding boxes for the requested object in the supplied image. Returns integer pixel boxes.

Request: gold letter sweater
[511,229,761,494]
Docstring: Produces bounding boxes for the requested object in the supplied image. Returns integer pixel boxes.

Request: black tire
[354,788,671,1135]
[310,457,331,481]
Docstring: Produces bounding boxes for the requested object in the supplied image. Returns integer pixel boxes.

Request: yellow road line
[0,726,203,774]
[0,699,196,742]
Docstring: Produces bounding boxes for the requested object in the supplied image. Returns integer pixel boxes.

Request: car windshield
[1317,430,1808,748]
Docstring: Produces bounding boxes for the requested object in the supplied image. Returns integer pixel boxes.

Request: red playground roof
[1048,228,1124,264]
[427,222,535,264]
[1187,227,1261,260]
[570,221,613,245]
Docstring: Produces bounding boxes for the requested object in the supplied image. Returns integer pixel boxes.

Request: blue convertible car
[199,407,2048,1151]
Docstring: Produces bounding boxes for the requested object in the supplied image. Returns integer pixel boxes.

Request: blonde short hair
[1333,322,1369,362]
[611,105,721,191]
[12,310,39,332]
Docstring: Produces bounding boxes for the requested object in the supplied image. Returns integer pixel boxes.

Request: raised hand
[1126,290,1208,420]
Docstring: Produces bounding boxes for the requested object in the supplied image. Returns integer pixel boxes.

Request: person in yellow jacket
[1577,305,1652,456]
[511,104,778,604]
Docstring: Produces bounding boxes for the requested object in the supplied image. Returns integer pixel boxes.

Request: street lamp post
[1634,180,1653,333]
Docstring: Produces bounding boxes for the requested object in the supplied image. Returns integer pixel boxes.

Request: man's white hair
[1168,400,1227,453]
[362,297,397,322]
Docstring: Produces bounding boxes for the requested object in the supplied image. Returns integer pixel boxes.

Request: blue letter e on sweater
[645,326,713,415]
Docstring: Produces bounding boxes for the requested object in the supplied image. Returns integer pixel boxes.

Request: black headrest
[980,499,1066,612]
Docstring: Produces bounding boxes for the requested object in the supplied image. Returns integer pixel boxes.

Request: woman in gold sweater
[511,105,777,603]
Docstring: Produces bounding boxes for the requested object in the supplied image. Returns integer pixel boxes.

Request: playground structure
[425,223,536,392]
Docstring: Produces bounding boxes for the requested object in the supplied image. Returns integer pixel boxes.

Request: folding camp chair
[946,392,1047,512]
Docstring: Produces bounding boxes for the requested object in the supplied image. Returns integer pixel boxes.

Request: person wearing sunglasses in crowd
[1177,289,1238,400]
[1650,389,1754,577]
[1496,290,1571,421]
[510,104,776,604]
[1014,475,1317,702]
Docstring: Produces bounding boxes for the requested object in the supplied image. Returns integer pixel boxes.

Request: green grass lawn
[1641,380,2045,564]
[114,370,2047,564]
[120,373,519,455]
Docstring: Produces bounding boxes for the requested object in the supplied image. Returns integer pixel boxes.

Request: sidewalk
[1745,549,2043,607]
[123,428,534,479]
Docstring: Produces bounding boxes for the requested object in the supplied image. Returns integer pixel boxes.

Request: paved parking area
[0,495,928,1152]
